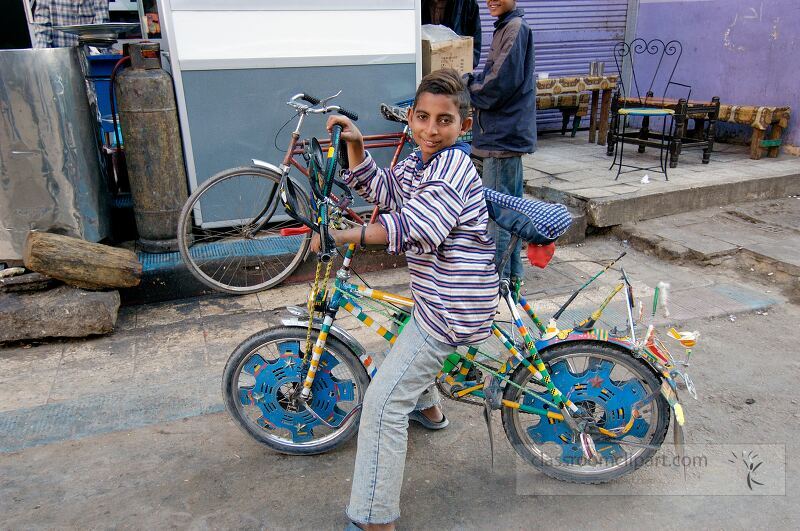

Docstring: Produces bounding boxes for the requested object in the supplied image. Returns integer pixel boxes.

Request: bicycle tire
[502,342,670,484]
[177,166,311,294]
[222,326,369,455]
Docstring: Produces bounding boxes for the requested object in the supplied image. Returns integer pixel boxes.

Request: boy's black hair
[413,68,471,121]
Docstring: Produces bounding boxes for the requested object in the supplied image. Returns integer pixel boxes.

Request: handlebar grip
[337,107,359,121]
[301,93,321,105]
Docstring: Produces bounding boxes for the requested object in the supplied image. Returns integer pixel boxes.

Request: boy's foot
[409,406,449,430]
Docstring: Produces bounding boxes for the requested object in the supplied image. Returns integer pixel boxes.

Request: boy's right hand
[326,115,363,143]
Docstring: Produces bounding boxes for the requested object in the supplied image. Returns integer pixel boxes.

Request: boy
[465,0,536,288]
[312,69,499,530]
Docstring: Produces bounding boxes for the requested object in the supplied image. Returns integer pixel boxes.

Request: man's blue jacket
[466,9,537,156]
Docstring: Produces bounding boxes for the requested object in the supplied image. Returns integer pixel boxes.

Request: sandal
[408,409,449,430]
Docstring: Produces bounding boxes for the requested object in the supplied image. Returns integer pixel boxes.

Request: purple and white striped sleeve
[379,180,463,255]
[341,151,405,211]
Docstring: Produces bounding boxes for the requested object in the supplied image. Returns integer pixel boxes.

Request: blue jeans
[346,316,452,524]
[481,156,524,280]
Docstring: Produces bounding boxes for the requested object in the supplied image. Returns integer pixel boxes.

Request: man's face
[407,92,471,163]
[487,0,515,18]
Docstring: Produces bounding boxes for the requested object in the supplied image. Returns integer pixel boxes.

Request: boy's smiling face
[487,0,515,18]
[408,92,472,163]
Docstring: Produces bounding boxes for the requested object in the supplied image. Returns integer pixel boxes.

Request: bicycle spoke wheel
[177,166,311,294]
[222,327,369,455]
[502,342,670,483]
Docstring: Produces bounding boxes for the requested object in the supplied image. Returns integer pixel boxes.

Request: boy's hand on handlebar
[326,115,362,143]
[309,231,324,254]
[309,230,338,254]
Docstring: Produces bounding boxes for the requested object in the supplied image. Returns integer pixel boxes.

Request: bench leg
[691,118,705,140]
[589,89,599,143]
[599,89,612,146]
[768,124,784,157]
[561,110,571,135]
[571,114,581,137]
[750,129,765,160]
[703,97,720,164]
[670,102,687,168]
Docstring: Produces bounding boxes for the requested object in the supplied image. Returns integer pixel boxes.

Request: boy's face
[487,0,515,18]
[407,92,472,163]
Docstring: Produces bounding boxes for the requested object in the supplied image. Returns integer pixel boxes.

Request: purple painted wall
[635,0,800,147]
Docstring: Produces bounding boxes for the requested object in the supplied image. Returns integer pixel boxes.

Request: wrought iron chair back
[613,38,691,106]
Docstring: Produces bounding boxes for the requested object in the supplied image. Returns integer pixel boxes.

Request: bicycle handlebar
[292,92,359,121]
[336,107,359,121]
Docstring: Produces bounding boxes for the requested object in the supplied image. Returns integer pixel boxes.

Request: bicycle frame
[291,243,692,442]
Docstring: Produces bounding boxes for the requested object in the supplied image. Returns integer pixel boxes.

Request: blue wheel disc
[523,357,650,463]
[238,340,356,443]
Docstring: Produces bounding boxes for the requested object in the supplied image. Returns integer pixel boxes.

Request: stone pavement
[613,195,800,299]
[0,238,783,454]
[524,132,800,227]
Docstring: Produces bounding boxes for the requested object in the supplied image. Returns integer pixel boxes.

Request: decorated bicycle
[221,92,700,483]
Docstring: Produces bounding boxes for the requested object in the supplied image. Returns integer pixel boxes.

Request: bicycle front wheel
[177,166,311,294]
[222,326,369,455]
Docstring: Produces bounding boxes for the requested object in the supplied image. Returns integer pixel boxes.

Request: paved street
[2,237,798,529]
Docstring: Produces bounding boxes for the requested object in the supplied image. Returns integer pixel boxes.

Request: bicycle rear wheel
[177,166,311,294]
[502,342,670,484]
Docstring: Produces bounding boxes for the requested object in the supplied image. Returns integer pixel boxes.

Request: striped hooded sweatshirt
[343,142,499,346]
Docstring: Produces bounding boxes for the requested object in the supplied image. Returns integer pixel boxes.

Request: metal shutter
[478,0,629,131]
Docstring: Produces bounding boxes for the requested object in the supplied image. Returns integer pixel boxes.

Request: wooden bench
[536,75,618,143]
[716,105,791,160]
[536,93,590,137]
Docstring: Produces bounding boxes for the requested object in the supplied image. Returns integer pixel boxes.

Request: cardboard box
[422,36,473,77]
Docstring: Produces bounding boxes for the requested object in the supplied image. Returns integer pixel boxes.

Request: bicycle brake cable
[273,111,300,152]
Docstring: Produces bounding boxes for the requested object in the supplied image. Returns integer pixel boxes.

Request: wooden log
[23,231,142,289]
[0,272,59,293]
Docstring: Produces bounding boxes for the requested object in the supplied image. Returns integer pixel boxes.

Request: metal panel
[478,1,629,131]
[180,63,416,226]
[0,48,109,261]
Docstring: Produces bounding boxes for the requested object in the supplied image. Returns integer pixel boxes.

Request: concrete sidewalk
[524,132,800,227]
[0,238,783,453]
[614,195,800,300]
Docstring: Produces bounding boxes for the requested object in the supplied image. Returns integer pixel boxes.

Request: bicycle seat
[484,188,572,245]
[380,103,409,124]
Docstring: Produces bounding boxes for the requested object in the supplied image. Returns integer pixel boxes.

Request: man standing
[422,0,483,68]
[33,0,110,48]
[465,0,536,290]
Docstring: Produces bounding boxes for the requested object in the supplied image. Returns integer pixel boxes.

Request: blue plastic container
[87,54,124,136]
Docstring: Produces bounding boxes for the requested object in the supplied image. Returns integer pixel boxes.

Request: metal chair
[607,39,690,181]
